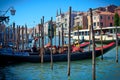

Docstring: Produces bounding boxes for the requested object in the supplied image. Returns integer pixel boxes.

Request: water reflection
[0,47,120,80]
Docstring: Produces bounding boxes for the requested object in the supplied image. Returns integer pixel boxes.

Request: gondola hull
[0,42,115,63]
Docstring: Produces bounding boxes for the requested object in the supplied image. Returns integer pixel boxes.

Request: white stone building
[56,11,78,35]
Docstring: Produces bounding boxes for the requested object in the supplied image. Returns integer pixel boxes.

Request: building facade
[44,21,49,35]
[87,10,114,29]
[106,5,117,13]
[56,11,78,35]
[74,12,88,29]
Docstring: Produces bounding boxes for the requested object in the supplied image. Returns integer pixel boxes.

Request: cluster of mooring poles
[88,8,119,80]
[2,22,29,52]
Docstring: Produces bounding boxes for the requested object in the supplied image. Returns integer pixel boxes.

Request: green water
[0,47,120,80]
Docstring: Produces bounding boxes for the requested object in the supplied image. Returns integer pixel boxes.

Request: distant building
[44,21,49,35]
[27,28,34,39]
[106,4,117,13]
[56,11,78,35]
[44,21,56,35]
[92,7,106,12]
[74,12,88,29]
[87,10,114,29]
[34,25,39,35]
[92,4,117,13]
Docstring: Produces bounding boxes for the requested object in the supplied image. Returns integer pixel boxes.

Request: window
[65,24,67,27]
[74,32,77,36]
[94,16,96,20]
[65,19,67,22]
[108,16,110,20]
[100,22,103,26]
[100,16,103,19]
[79,32,81,35]
[85,31,87,35]
[82,32,84,35]
[63,28,67,30]
[93,22,96,26]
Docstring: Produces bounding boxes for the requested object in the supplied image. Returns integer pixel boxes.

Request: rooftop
[115,6,120,10]
[99,11,115,15]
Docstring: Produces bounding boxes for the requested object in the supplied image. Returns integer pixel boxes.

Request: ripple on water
[0,46,120,80]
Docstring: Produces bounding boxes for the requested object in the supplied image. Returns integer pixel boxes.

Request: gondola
[85,39,120,45]
[0,42,115,63]
[28,41,90,55]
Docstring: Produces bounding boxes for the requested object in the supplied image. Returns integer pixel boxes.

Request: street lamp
[0,7,16,23]
[10,7,16,16]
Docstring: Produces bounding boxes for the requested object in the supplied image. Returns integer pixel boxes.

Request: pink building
[92,11,114,29]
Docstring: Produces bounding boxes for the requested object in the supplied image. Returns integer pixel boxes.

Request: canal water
[0,46,120,80]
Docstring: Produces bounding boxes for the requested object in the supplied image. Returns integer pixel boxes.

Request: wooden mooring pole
[50,17,53,70]
[18,26,20,51]
[100,26,103,60]
[25,25,28,50]
[16,25,19,51]
[59,31,60,47]
[116,26,118,63]
[22,26,24,52]
[38,24,41,48]
[50,36,53,70]
[55,28,56,46]
[77,25,79,45]
[40,16,44,63]
[114,13,119,63]
[7,27,9,48]
[62,23,64,50]
[44,27,46,45]
[4,25,6,47]
[35,28,36,38]
[42,16,44,48]
[67,6,71,76]
[88,25,91,51]
[90,8,96,80]
[42,16,45,63]
[13,22,15,52]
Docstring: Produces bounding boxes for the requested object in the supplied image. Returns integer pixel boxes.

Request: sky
[0,0,120,28]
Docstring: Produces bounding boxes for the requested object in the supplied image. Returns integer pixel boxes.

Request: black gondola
[0,42,115,63]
